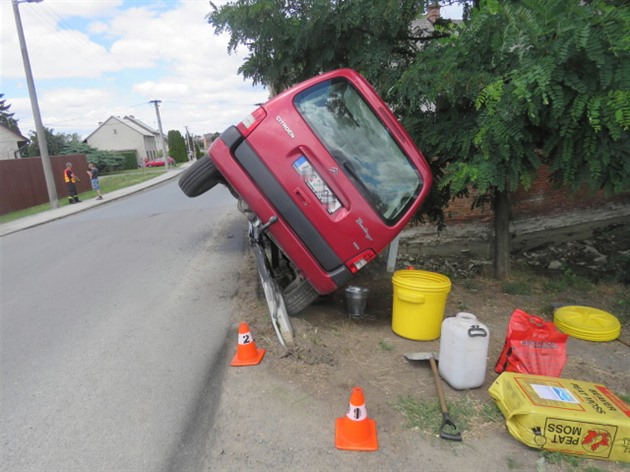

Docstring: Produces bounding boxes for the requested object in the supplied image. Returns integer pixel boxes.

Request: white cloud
[43,0,123,19]
[133,81,190,98]
[1,0,268,139]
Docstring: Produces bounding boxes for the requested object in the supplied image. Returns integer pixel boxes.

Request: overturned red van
[179,69,432,344]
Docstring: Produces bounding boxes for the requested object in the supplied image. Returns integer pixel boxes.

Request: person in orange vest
[64,162,81,204]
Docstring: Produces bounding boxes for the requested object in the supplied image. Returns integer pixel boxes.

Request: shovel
[404,352,463,442]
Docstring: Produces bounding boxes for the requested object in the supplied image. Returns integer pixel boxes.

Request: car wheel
[282,277,320,316]
[178,157,223,197]
[253,232,320,316]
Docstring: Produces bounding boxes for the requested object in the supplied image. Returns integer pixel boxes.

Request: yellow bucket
[391,270,452,340]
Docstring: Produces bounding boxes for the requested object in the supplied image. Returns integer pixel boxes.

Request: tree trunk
[493,189,511,279]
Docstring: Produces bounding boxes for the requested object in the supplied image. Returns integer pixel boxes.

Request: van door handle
[293,187,310,207]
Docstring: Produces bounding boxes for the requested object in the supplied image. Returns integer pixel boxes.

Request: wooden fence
[0,154,91,215]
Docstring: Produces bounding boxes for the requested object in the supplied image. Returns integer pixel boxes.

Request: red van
[180,69,431,344]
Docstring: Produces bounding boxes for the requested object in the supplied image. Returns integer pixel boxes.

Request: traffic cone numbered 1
[230,322,266,366]
[335,386,378,451]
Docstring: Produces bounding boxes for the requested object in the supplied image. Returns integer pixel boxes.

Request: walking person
[87,163,103,200]
[63,162,81,204]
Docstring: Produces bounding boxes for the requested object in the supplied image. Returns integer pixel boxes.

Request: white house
[0,124,28,160]
[84,115,166,167]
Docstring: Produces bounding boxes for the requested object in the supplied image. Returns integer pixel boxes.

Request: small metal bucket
[345,286,369,319]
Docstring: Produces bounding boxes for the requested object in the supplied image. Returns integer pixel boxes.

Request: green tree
[207,0,630,278]
[208,0,452,94]
[207,0,455,222]
[23,127,67,157]
[0,94,21,135]
[194,140,203,158]
[399,0,630,277]
[21,127,127,171]
[167,130,187,163]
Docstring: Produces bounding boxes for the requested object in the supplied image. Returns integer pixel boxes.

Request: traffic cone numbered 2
[335,386,378,451]
[230,322,266,366]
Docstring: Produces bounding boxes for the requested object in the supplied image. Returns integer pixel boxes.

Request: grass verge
[390,392,502,437]
[0,169,167,224]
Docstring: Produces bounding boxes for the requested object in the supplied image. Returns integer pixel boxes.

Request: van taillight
[236,107,267,137]
[346,250,377,274]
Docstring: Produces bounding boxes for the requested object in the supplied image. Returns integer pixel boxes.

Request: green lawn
[0,168,168,224]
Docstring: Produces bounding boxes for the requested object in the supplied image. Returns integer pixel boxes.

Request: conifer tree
[167,130,187,163]
[0,94,21,135]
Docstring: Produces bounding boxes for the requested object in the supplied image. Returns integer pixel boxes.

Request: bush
[62,142,127,172]
[119,151,138,170]
[88,150,127,172]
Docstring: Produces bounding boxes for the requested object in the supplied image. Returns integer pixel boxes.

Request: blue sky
[1,0,461,140]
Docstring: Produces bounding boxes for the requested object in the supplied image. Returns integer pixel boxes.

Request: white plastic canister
[438,312,490,390]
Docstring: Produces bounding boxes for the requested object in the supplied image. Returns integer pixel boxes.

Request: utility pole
[12,0,59,209]
[150,100,169,170]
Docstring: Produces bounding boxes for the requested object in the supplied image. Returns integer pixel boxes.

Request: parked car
[145,157,175,167]
[179,69,432,344]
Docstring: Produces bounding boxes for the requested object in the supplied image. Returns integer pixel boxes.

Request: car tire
[178,157,223,197]
[282,278,320,316]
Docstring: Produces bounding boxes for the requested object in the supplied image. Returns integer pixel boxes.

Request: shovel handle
[429,355,463,442]
[429,356,448,413]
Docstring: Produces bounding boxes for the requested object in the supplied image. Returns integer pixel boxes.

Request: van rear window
[294,78,423,224]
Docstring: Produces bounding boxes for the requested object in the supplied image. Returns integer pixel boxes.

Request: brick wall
[400,165,630,256]
[442,165,630,225]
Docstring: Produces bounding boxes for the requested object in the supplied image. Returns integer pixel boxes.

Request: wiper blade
[341,159,359,181]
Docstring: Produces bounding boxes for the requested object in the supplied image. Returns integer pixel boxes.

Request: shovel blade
[440,413,462,442]
[404,352,439,362]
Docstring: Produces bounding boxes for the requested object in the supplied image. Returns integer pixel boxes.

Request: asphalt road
[0,179,246,472]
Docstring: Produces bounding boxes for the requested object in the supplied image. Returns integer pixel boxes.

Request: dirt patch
[212,244,630,471]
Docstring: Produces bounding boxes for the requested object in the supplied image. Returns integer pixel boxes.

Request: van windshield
[294,78,423,224]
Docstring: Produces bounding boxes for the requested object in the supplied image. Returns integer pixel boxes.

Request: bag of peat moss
[489,372,630,463]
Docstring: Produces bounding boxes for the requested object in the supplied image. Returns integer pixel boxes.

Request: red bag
[495,309,568,377]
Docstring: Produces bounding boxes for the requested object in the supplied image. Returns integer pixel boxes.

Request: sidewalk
[0,164,189,237]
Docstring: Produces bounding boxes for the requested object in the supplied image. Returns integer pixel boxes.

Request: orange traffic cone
[335,386,378,451]
[230,322,266,366]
